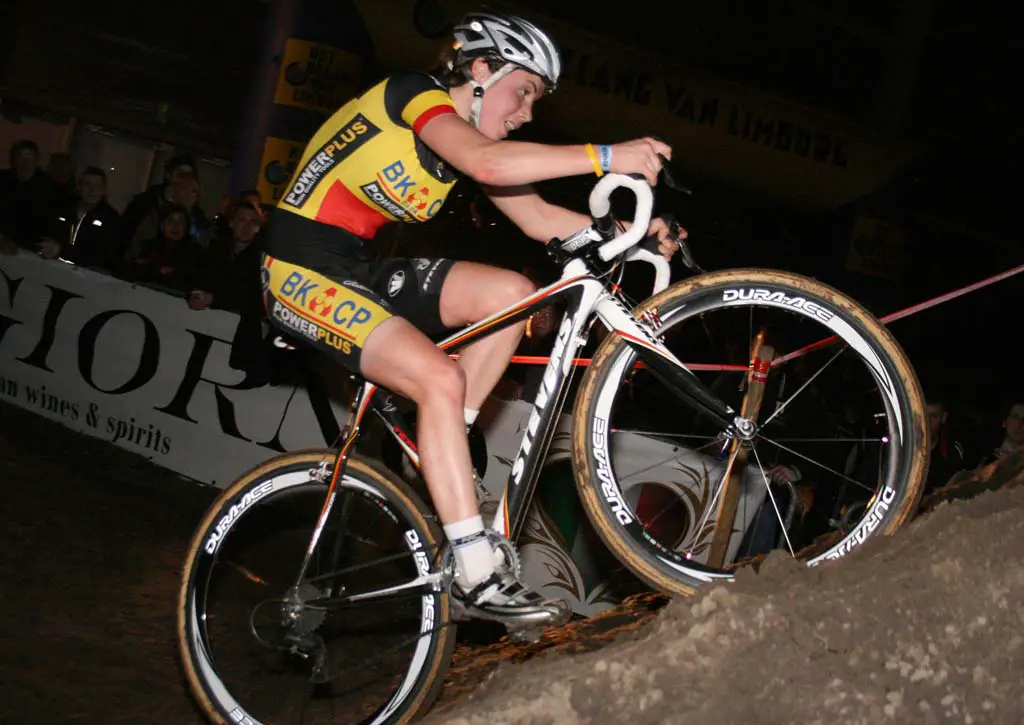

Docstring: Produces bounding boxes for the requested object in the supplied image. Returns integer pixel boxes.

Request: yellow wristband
[585,143,604,177]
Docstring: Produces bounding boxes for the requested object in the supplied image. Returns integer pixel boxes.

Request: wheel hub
[733,416,757,441]
[281,582,327,635]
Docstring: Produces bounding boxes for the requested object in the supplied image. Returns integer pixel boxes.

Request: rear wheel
[573,268,928,596]
[178,450,456,724]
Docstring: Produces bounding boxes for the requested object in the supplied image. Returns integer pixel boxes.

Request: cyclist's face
[479,68,544,141]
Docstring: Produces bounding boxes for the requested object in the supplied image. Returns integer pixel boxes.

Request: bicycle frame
[296,255,738,586]
[292,174,739,588]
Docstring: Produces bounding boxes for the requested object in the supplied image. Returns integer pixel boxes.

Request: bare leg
[360,316,477,525]
[439,262,536,411]
[361,299,571,623]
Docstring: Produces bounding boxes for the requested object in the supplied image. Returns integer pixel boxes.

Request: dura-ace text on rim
[179,454,453,725]
[573,269,926,594]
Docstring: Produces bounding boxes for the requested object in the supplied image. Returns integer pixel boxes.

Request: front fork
[595,292,739,432]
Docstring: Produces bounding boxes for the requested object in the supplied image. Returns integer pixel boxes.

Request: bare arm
[418,114,593,186]
[484,185,591,243]
[417,114,670,187]
[486,185,688,260]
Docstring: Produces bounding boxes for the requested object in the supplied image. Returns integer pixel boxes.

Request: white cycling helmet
[452,11,561,127]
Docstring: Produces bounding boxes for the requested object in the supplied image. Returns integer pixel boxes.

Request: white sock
[464,408,479,428]
[443,515,495,589]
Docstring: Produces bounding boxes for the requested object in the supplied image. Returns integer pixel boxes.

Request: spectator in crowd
[123,174,207,257]
[123,205,201,293]
[189,197,269,378]
[120,153,202,245]
[924,397,966,493]
[238,188,263,209]
[37,166,122,270]
[188,199,264,314]
[46,151,78,199]
[172,173,209,243]
[200,188,264,249]
[980,399,1024,465]
[0,140,69,254]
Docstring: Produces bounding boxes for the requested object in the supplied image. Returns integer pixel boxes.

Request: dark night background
[1,0,1020,434]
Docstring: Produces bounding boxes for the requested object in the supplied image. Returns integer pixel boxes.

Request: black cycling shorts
[261,252,454,372]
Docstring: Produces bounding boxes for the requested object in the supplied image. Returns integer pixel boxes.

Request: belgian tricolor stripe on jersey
[403,89,458,133]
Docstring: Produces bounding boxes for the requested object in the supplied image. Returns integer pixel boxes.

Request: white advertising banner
[0,252,349,487]
[1,252,768,615]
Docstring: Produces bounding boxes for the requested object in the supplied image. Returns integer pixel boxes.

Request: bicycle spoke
[305,546,439,587]
[684,443,742,557]
[281,676,316,725]
[612,447,715,484]
[749,444,796,557]
[756,433,875,493]
[319,620,455,686]
[611,429,719,441]
[759,346,845,429]
[768,436,888,443]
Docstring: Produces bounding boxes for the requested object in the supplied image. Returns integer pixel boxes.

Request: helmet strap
[467,62,515,128]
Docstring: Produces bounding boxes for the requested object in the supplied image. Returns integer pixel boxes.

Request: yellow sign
[350,0,919,211]
[258,136,306,204]
[845,216,907,282]
[274,38,363,114]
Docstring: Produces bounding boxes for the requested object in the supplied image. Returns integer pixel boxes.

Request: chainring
[441,529,523,588]
[486,529,522,578]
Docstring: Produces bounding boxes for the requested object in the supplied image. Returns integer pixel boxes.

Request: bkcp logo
[308,287,337,317]
[279,272,373,331]
[379,161,443,220]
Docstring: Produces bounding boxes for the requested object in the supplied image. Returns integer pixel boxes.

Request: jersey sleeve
[384,72,457,134]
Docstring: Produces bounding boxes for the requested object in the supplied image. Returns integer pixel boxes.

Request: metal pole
[228,0,304,195]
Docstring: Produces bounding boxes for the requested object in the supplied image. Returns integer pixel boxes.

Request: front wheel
[178,450,456,724]
[572,268,928,596]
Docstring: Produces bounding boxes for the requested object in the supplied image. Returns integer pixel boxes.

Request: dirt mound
[426,480,1024,724]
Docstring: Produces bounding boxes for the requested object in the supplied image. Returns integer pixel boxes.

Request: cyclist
[262,11,684,630]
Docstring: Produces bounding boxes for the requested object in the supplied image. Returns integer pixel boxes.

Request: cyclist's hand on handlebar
[610,137,672,186]
[646,215,689,260]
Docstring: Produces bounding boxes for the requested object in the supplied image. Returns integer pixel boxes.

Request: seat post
[329,378,376,485]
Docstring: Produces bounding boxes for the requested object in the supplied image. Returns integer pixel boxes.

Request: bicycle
[178,169,928,724]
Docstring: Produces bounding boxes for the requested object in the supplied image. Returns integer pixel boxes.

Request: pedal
[447,597,570,632]
[509,628,544,644]
[449,597,472,622]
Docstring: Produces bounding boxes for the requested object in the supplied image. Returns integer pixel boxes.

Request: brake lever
[662,213,704,274]
[657,154,692,195]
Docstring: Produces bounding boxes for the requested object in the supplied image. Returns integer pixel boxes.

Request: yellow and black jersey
[275,72,460,241]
